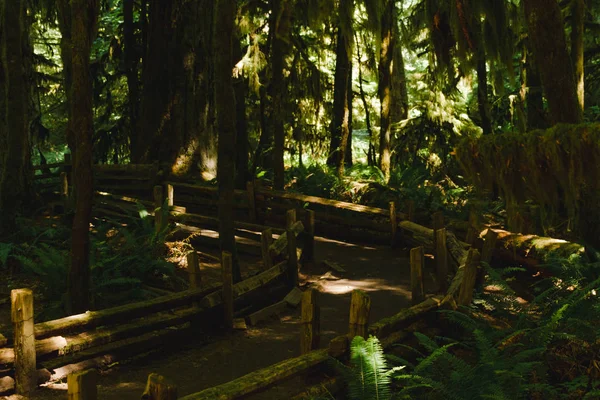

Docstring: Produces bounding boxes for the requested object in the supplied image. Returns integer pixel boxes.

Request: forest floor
[2,232,438,400]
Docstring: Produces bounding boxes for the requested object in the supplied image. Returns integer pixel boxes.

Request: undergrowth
[0,202,178,319]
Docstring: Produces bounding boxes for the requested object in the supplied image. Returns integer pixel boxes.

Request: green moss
[455,123,600,245]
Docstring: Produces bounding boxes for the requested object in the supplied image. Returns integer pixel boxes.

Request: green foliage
[335,335,404,400]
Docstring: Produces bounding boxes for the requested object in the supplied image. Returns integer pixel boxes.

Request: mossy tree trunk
[269,0,291,190]
[522,45,547,130]
[327,0,353,178]
[378,0,399,182]
[523,0,582,124]
[571,0,584,112]
[214,0,241,282]
[137,0,216,177]
[0,0,32,233]
[476,53,493,135]
[345,68,353,168]
[67,0,99,314]
[57,0,73,151]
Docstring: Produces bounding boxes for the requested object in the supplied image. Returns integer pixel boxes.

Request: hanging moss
[455,123,600,245]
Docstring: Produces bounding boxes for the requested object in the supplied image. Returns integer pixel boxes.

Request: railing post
[287,226,299,287]
[300,289,320,354]
[458,249,481,305]
[432,211,444,249]
[348,290,371,340]
[286,208,296,229]
[222,251,234,330]
[141,373,178,400]
[301,210,315,267]
[165,183,174,207]
[186,250,201,289]
[390,201,397,248]
[68,369,97,400]
[64,152,72,183]
[11,289,36,396]
[410,247,425,305]
[435,228,449,292]
[261,228,273,269]
[246,181,257,222]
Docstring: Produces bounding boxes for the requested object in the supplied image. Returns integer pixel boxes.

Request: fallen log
[179,349,330,400]
[483,228,588,271]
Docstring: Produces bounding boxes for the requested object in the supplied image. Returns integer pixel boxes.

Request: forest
[1,0,600,399]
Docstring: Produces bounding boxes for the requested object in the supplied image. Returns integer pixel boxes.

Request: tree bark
[571,0,584,112]
[234,29,249,189]
[214,0,241,282]
[378,0,396,182]
[522,45,547,130]
[328,0,353,177]
[123,0,140,160]
[269,0,291,190]
[57,0,74,151]
[345,66,353,168]
[523,0,582,124]
[67,0,99,314]
[0,0,31,233]
[137,0,216,177]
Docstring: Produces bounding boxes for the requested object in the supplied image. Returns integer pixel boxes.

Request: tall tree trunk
[328,0,353,177]
[571,0,584,112]
[270,0,291,190]
[0,0,31,233]
[356,36,375,167]
[123,0,140,160]
[57,0,74,152]
[345,67,353,167]
[234,30,249,189]
[214,0,241,282]
[523,0,582,124]
[67,0,99,314]
[138,0,216,176]
[378,0,396,181]
[522,45,547,130]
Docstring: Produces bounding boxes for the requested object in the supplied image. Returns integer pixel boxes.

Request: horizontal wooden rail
[32,162,68,171]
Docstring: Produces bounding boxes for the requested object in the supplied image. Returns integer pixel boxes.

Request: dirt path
[20,235,437,400]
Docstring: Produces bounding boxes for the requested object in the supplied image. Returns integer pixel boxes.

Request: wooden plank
[300,289,320,354]
[32,162,67,171]
[286,209,296,229]
[348,290,370,340]
[246,300,288,326]
[33,284,222,339]
[435,228,449,292]
[166,184,174,207]
[269,221,304,258]
[67,369,97,400]
[179,349,330,400]
[283,288,303,308]
[186,251,201,290]
[93,163,156,173]
[302,210,316,265]
[11,289,36,396]
[255,187,401,218]
[369,296,444,338]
